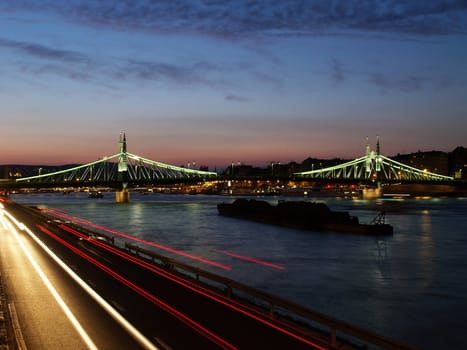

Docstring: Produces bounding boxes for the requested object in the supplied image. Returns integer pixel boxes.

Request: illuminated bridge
[13,133,217,188]
[294,138,453,183]
[3,136,454,193]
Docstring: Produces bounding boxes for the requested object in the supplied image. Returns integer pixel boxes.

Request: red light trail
[50,222,328,349]
[42,208,231,271]
[37,224,238,350]
[214,249,286,270]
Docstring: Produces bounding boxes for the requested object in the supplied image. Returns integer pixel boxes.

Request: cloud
[369,72,428,93]
[19,62,93,82]
[0,38,278,95]
[0,38,87,63]
[2,1,465,94]
[350,1,467,35]
[225,94,249,102]
[0,36,222,88]
[331,59,345,84]
[0,37,98,86]
[123,60,205,84]
[115,59,226,90]
[2,1,466,38]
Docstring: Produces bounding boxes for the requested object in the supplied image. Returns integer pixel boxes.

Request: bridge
[294,138,453,183]
[12,133,217,189]
[1,136,455,199]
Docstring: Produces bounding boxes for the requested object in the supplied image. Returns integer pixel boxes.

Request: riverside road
[0,200,330,350]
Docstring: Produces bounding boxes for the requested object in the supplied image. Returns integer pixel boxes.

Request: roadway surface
[0,199,328,350]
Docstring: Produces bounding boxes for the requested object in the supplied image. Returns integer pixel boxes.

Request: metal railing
[124,243,419,350]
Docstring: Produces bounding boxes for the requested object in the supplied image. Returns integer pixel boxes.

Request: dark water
[11,192,467,349]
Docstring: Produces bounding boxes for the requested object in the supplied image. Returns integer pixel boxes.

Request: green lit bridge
[294,138,453,183]
[10,133,217,190]
[1,136,455,195]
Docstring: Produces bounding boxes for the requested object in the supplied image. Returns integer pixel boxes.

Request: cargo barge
[217,199,393,235]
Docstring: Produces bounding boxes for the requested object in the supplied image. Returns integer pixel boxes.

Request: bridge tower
[362,136,383,199]
[118,132,128,174]
[375,135,381,173]
[365,137,371,176]
[370,136,383,198]
[116,132,130,203]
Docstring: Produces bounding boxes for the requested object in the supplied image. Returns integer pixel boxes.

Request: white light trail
[2,212,98,350]
[2,209,159,350]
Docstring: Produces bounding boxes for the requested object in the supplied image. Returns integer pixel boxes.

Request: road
[0,199,329,350]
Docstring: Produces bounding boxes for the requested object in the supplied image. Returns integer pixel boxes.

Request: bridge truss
[15,135,217,187]
[295,140,453,182]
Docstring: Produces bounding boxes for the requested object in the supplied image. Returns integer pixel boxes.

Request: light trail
[37,224,238,350]
[57,223,328,349]
[2,209,159,350]
[43,208,232,271]
[1,211,99,350]
[214,249,286,270]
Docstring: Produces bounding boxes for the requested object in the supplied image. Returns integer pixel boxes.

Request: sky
[1,1,466,169]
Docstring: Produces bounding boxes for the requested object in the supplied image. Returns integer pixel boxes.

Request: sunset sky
[1,1,466,169]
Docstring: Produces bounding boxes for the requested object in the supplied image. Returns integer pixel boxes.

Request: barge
[217,199,393,235]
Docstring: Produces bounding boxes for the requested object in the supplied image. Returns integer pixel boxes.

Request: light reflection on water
[11,193,467,350]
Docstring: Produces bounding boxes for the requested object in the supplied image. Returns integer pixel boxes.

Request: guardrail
[124,243,418,350]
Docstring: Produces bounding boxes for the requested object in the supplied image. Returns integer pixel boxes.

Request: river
[10,192,467,349]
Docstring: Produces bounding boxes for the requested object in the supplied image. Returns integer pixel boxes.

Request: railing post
[225,286,232,298]
[331,327,337,346]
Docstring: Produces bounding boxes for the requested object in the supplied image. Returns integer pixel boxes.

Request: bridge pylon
[116,132,130,203]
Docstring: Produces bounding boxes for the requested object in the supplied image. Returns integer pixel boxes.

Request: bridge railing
[124,242,418,350]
